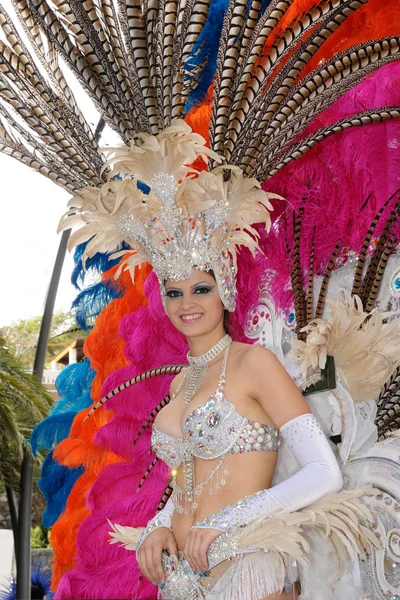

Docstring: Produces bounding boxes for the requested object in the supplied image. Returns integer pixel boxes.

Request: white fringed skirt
[157,546,293,600]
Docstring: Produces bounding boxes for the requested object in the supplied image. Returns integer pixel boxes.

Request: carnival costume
[1,0,400,599]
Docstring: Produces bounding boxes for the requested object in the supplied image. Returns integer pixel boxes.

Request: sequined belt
[158,531,259,600]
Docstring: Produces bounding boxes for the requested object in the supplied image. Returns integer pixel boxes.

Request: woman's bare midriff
[154,343,280,550]
[171,449,278,550]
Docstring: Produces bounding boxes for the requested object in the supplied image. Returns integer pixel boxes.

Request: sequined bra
[151,344,279,513]
[151,345,279,467]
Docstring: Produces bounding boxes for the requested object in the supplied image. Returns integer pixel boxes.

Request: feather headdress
[58,120,277,311]
[1,0,400,596]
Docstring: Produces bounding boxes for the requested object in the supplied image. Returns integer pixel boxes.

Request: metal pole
[15,229,70,600]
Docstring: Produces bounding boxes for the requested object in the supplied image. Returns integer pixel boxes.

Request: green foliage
[31,525,50,549]
[1,311,88,370]
[0,334,52,491]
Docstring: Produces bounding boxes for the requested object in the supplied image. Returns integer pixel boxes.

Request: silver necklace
[183,334,232,404]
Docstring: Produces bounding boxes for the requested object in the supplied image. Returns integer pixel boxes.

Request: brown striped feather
[157,483,174,511]
[352,191,398,296]
[216,0,290,161]
[225,0,347,162]
[306,227,316,324]
[253,108,400,181]
[135,458,159,492]
[291,207,307,339]
[171,0,212,118]
[315,242,341,319]
[232,0,368,164]
[0,67,102,184]
[242,38,400,172]
[143,0,160,107]
[210,0,248,159]
[11,0,97,149]
[0,103,89,190]
[0,8,95,158]
[222,0,290,144]
[83,0,140,129]
[246,0,369,139]
[132,395,172,447]
[120,0,158,132]
[364,236,395,313]
[161,0,178,125]
[82,365,185,424]
[361,198,400,306]
[27,0,131,138]
[376,366,400,439]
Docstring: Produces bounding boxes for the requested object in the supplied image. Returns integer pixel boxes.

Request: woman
[63,125,374,599]
[135,268,343,600]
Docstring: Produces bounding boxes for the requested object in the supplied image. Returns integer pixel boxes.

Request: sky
[0,0,101,328]
[0,152,77,326]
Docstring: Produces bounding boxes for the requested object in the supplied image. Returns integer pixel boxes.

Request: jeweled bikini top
[151,344,280,471]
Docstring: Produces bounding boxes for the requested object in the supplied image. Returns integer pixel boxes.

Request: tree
[0,334,52,493]
[1,312,88,371]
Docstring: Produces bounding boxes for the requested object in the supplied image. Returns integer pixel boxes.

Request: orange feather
[49,263,152,589]
[301,0,400,76]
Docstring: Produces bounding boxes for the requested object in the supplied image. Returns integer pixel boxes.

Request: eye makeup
[165,282,215,298]
[193,284,214,294]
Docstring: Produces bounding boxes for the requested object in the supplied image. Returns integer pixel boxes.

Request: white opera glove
[192,414,343,532]
[136,495,175,552]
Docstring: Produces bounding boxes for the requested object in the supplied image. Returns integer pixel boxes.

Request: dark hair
[223,309,231,335]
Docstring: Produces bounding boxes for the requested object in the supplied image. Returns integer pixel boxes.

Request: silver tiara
[59,120,278,312]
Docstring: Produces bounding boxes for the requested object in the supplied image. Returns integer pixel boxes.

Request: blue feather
[53,360,95,409]
[0,561,54,600]
[72,280,122,330]
[185,0,274,111]
[31,361,95,455]
[71,242,126,329]
[185,0,229,112]
[71,242,129,290]
[38,451,84,528]
[30,361,94,525]
[31,413,77,456]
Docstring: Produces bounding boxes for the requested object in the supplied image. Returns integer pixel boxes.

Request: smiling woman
[165,271,225,341]
[0,0,398,597]
[61,125,378,600]
[136,262,341,600]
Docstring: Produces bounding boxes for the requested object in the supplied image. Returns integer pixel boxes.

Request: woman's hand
[184,527,221,574]
[137,527,178,586]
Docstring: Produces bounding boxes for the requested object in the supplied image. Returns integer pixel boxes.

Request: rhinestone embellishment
[151,343,279,514]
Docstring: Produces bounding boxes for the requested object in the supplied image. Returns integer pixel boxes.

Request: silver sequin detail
[115,171,238,312]
[151,396,279,467]
[152,343,279,466]
[280,414,323,450]
[206,531,238,565]
[193,489,275,531]
[136,512,172,551]
[158,535,260,599]
[160,553,199,600]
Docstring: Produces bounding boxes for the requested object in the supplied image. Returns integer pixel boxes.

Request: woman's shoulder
[231,341,277,367]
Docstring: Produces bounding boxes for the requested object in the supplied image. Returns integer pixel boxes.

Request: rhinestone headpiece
[59,120,277,312]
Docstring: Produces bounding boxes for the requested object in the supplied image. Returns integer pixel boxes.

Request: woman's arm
[192,345,343,532]
[192,413,343,532]
[136,495,175,552]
